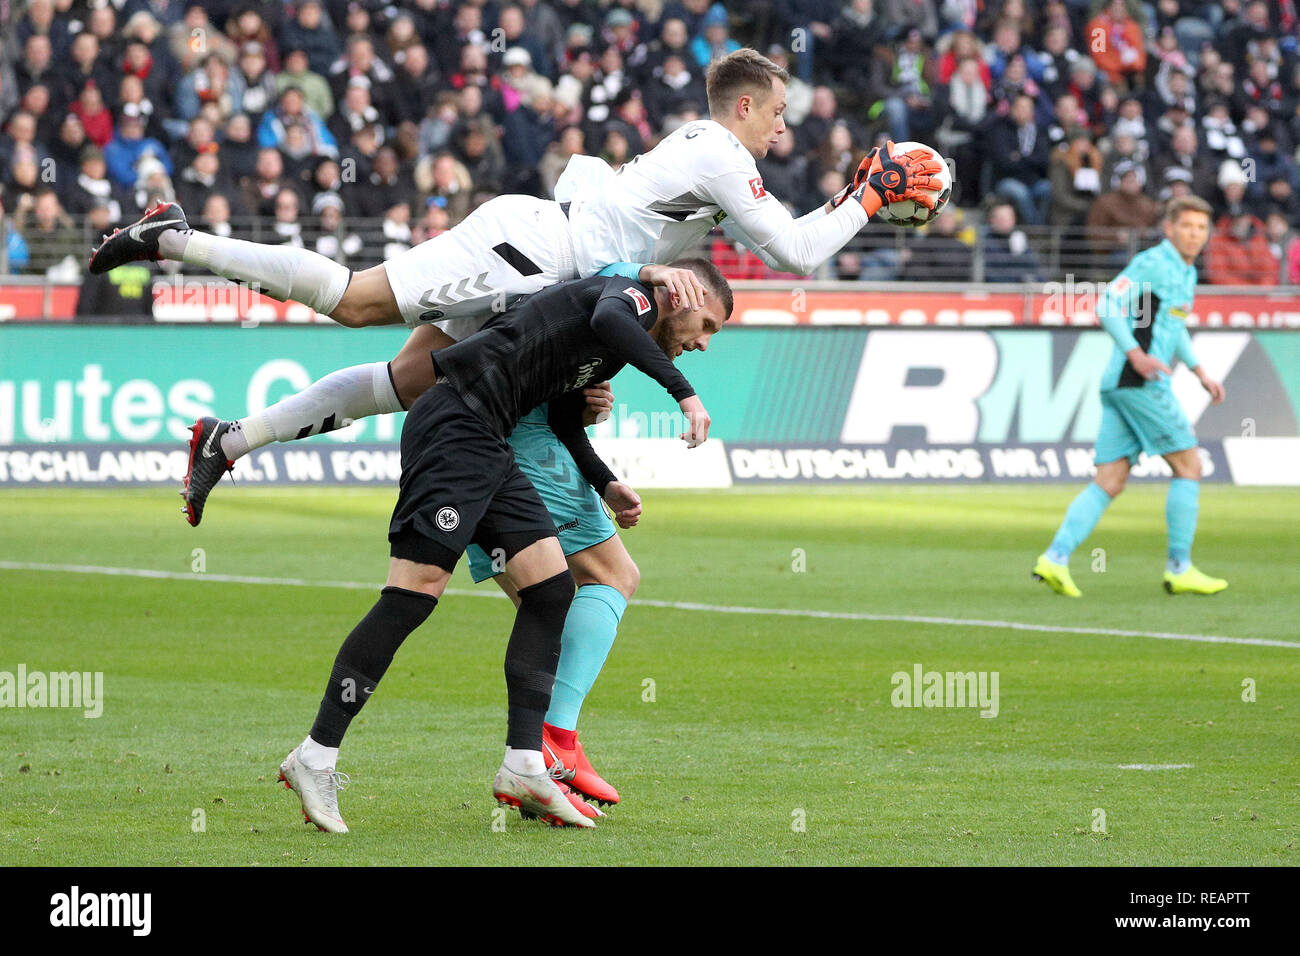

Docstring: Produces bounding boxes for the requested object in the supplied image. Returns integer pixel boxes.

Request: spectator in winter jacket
[828,0,886,95]
[174,55,246,132]
[70,82,114,149]
[234,42,280,121]
[933,56,989,200]
[628,15,693,85]
[276,48,335,122]
[1245,129,1300,200]
[1087,0,1147,89]
[867,27,935,143]
[990,94,1052,225]
[0,194,32,273]
[642,52,708,128]
[1263,211,1298,284]
[900,205,974,282]
[329,36,398,127]
[168,5,238,73]
[492,5,553,80]
[1087,160,1162,260]
[392,45,442,126]
[47,111,90,189]
[329,80,385,151]
[689,5,740,69]
[103,111,172,189]
[257,87,337,159]
[1048,130,1103,228]
[1206,208,1278,285]
[279,0,342,78]
[983,200,1043,282]
[15,188,82,278]
[414,151,474,225]
[879,0,939,40]
[1150,125,1218,200]
[65,145,131,222]
[60,32,117,113]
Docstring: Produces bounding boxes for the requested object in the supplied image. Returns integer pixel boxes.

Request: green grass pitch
[1,485,1297,866]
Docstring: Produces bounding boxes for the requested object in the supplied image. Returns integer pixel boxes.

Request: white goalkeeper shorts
[384,194,578,339]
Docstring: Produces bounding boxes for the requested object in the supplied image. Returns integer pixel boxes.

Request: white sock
[157,229,190,260]
[299,735,339,771]
[503,746,546,776]
[221,362,403,459]
[177,229,352,314]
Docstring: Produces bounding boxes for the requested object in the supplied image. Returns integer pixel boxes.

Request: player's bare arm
[1193,367,1226,404]
[1125,348,1172,382]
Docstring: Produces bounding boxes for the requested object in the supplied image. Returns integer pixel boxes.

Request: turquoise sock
[545,584,627,731]
[1166,477,1199,574]
[1047,482,1113,565]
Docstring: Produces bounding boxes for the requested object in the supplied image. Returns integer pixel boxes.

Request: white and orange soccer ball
[872,141,954,228]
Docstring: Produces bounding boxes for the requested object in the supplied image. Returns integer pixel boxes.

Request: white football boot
[278,745,350,833]
[492,764,597,828]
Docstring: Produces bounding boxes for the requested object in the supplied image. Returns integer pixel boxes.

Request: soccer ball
[872,141,953,228]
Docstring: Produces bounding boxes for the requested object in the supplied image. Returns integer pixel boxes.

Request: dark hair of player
[669,257,735,321]
[1165,196,1212,223]
[705,49,789,117]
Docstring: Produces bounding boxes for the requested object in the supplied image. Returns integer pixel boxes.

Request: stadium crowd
[2,0,1300,292]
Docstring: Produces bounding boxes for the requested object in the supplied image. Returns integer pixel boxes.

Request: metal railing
[1,212,1293,287]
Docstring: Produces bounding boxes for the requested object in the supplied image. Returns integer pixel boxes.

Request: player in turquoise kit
[1034,197,1229,597]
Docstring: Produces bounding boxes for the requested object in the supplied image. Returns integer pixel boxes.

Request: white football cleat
[492,764,596,828]
[278,746,350,833]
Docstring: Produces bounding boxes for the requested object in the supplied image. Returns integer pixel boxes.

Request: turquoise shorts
[465,412,615,583]
[1094,386,1198,466]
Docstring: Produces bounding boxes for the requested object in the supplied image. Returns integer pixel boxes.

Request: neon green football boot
[1032,553,1082,597]
[1163,565,1228,595]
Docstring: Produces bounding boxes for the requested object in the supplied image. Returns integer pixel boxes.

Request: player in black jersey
[277,259,732,830]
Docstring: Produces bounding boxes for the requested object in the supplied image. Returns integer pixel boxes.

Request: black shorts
[388,383,557,572]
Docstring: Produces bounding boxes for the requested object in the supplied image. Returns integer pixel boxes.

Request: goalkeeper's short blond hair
[705,49,789,117]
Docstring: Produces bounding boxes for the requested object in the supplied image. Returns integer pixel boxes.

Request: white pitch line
[2,560,1297,650]
[1118,764,1194,771]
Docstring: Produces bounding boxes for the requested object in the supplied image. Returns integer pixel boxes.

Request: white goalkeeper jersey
[556,120,869,277]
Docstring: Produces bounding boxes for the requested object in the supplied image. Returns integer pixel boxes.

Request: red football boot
[542,722,620,806]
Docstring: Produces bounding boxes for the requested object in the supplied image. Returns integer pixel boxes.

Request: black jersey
[431,275,696,493]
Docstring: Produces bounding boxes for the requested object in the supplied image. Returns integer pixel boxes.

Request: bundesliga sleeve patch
[624,286,651,315]
[749,176,767,200]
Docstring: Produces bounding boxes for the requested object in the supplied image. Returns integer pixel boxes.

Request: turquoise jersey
[1098,239,1200,390]
[517,404,549,427]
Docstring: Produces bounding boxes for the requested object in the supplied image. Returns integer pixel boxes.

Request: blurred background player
[1033,196,1228,598]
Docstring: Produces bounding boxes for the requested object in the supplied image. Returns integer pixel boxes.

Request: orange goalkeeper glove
[831,141,945,217]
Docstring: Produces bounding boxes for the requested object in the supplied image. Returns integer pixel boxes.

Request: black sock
[309,586,437,747]
[504,570,574,751]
